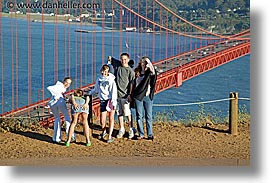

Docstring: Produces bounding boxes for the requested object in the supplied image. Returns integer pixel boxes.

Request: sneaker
[148,135,154,141]
[65,142,70,147]
[86,142,92,147]
[52,140,61,144]
[116,129,125,138]
[98,131,107,140]
[107,138,114,143]
[128,128,134,139]
[136,136,144,140]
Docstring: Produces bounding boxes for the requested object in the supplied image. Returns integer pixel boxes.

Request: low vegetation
[1,104,250,133]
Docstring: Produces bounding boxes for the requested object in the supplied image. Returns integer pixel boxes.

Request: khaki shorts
[117,98,131,116]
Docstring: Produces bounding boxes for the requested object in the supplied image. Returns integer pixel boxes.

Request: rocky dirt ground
[0,119,250,166]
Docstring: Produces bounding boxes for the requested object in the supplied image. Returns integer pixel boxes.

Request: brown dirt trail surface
[0,121,250,166]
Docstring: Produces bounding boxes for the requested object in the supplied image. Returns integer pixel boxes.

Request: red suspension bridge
[0,0,250,126]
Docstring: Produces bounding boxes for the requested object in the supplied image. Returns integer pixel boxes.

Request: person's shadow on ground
[13,131,52,143]
[12,123,122,145]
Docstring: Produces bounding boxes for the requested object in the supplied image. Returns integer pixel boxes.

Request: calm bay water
[0,17,250,119]
[154,55,250,120]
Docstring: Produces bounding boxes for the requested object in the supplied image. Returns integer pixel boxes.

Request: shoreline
[1,13,235,35]
[1,12,98,26]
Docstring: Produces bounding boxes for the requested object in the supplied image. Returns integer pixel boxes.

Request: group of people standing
[47,52,157,146]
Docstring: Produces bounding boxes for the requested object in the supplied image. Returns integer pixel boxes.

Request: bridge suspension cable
[153,0,250,41]
[154,0,226,39]
[113,0,222,40]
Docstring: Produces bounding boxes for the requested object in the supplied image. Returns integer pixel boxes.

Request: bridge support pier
[229,92,238,135]
[175,71,183,87]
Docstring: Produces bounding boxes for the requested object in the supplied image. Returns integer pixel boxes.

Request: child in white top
[47,77,75,143]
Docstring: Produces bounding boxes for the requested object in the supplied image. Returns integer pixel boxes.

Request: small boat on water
[74,29,89,33]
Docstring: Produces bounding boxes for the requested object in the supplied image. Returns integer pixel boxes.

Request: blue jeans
[135,96,153,137]
[50,98,75,142]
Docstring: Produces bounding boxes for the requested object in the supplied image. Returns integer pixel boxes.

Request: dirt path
[0,122,250,166]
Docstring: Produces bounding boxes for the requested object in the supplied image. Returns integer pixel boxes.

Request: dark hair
[100,64,110,72]
[135,56,152,72]
[141,56,150,63]
[129,59,134,68]
[63,77,72,83]
[134,67,141,77]
[120,52,130,58]
[73,89,83,97]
